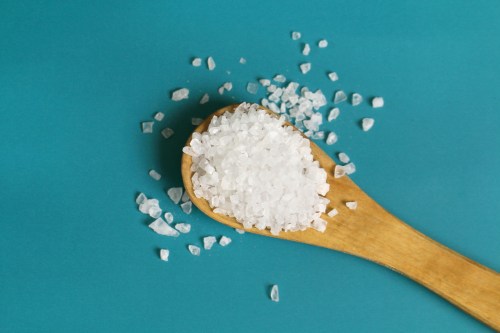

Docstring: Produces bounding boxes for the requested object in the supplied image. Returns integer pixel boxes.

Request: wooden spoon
[181,104,500,330]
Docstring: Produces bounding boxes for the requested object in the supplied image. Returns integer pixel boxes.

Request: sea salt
[136,193,147,205]
[171,88,189,101]
[207,57,216,71]
[346,201,357,210]
[334,90,347,104]
[164,212,174,223]
[327,108,340,121]
[362,118,375,131]
[200,93,210,104]
[326,132,338,145]
[327,208,338,217]
[328,72,339,81]
[334,165,346,178]
[149,218,180,237]
[343,162,356,175]
[192,118,203,126]
[247,82,258,94]
[235,228,245,234]
[372,97,384,108]
[181,191,190,203]
[274,74,286,83]
[351,93,363,106]
[300,63,311,74]
[203,236,217,250]
[149,169,161,181]
[219,236,232,246]
[318,39,328,48]
[303,43,311,56]
[239,57,246,64]
[174,223,191,234]
[167,187,183,204]
[154,112,164,121]
[192,58,202,67]
[338,152,350,164]
[291,31,301,40]
[159,249,169,261]
[259,79,271,87]
[142,122,153,134]
[270,285,279,302]
[161,128,174,139]
[224,82,233,91]
[311,131,325,140]
[188,245,201,256]
[180,201,192,214]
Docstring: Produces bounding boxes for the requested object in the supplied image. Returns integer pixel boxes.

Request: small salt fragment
[326,132,338,145]
[149,169,161,181]
[164,212,174,223]
[334,165,346,178]
[191,118,203,126]
[259,79,271,87]
[312,218,327,232]
[346,201,358,210]
[270,285,279,302]
[273,75,286,83]
[362,118,375,131]
[302,43,310,56]
[203,236,217,250]
[181,201,192,214]
[175,223,191,234]
[171,88,189,101]
[351,93,363,106]
[343,162,356,175]
[338,152,350,164]
[223,82,233,91]
[372,97,384,108]
[300,63,311,74]
[154,112,164,121]
[159,249,169,261]
[167,187,183,204]
[311,131,325,140]
[192,58,202,67]
[141,122,153,134]
[207,57,216,71]
[188,245,201,256]
[161,128,174,139]
[219,236,232,246]
[148,205,162,219]
[327,108,340,121]
[181,191,190,203]
[334,90,347,104]
[200,93,210,104]
[239,57,246,64]
[218,86,225,95]
[328,72,339,81]
[149,218,179,237]
[318,39,328,48]
[136,193,147,205]
[327,208,338,217]
[235,228,245,234]
[291,31,301,40]
[246,82,258,95]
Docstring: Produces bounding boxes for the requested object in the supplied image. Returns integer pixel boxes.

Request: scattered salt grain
[270,285,279,302]
[338,152,350,164]
[141,122,153,134]
[312,218,327,232]
[239,57,246,64]
[291,31,301,40]
[180,201,192,214]
[148,205,162,219]
[343,162,356,175]
[164,212,174,223]
[192,118,203,126]
[175,223,191,234]
[362,118,375,131]
[326,132,338,145]
[351,93,363,106]
[203,236,217,250]
[167,187,183,204]
[207,56,216,71]
[300,62,311,74]
[372,97,384,108]
[171,88,189,101]
[223,82,233,91]
[327,108,340,121]
[247,82,259,95]
[311,131,325,140]
[159,249,169,261]
[149,218,180,237]
[219,236,232,246]
[273,74,286,83]
[318,39,328,48]
[259,79,271,87]
[334,90,347,104]
[188,245,201,256]
[346,201,358,210]
[136,193,147,205]
[327,208,338,217]
[303,43,311,56]
[328,72,339,81]
[149,169,161,181]
[161,128,174,139]
[235,228,245,234]
[199,93,209,105]
[192,58,202,67]
[181,191,190,203]
[154,112,164,121]
[334,165,346,178]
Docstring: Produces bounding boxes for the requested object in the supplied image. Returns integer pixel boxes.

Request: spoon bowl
[181,104,500,330]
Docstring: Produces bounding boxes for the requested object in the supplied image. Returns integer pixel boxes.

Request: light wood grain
[181,104,500,330]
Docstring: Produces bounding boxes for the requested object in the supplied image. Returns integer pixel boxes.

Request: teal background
[1,0,499,332]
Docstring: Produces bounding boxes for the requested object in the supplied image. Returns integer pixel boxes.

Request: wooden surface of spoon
[181,104,500,330]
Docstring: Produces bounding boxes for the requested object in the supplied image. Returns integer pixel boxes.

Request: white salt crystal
[302,43,311,56]
[259,79,271,87]
[338,152,350,164]
[188,244,201,256]
[343,162,356,175]
[318,39,328,48]
[351,93,363,106]
[180,201,192,214]
[191,118,203,126]
[207,57,216,71]
[149,218,179,237]
[141,122,153,134]
[167,187,183,204]
[239,57,246,64]
[149,169,161,181]
[334,165,346,178]
[270,285,279,302]
[148,205,162,219]
[327,208,338,217]
[218,86,225,95]
[164,212,174,223]
[326,132,338,145]
[362,118,375,131]
[174,223,191,234]
[136,193,147,205]
[200,93,210,104]
[273,75,286,83]
[300,63,311,74]
[328,72,339,81]
[161,127,174,139]
[327,108,340,121]
[291,31,301,40]
[219,236,232,246]
[159,249,169,261]
[312,218,327,232]
[192,58,202,67]
[235,228,245,234]
[372,97,384,108]
[171,88,189,101]
[203,236,217,250]
[334,90,347,104]
[223,82,233,91]
[154,112,164,121]
[247,82,258,95]
[311,131,325,140]
[181,191,190,203]
[346,201,357,210]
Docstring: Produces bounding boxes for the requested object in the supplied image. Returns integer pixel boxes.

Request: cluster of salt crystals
[218,82,233,95]
[183,103,330,235]
[136,193,163,219]
[167,187,193,215]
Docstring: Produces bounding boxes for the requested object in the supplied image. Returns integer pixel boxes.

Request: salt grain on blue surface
[235,228,245,234]
[273,74,286,83]
[239,57,246,64]
[136,193,147,205]
[327,108,340,122]
[303,43,311,56]
[188,244,201,256]
[334,90,347,104]
[174,223,191,234]
[246,82,259,95]
[338,152,350,164]
[160,249,169,261]
[326,132,338,145]
[300,62,311,74]
[291,31,301,40]
[334,165,346,178]
[362,118,375,131]
[203,236,217,250]
[167,187,183,204]
[259,79,271,87]
[149,218,180,237]
[154,112,164,121]
[181,191,190,203]
[318,39,328,48]
[171,88,189,101]
[180,201,192,214]
[191,118,203,126]
[164,212,174,224]
[219,236,232,246]
[149,169,161,181]
[200,93,210,104]
[142,122,154,134]
[192,58,202,67]
[372,97,384,108]
[270,285,279,302]
[328,72,339,81]
[351,93,363,106]
[207,57,216,71]
[161,128,174,139]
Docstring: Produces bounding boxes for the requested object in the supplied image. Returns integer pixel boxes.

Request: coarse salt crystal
[334,165,346,178]
[372,97,384,108]
[181,191,190,203]
[161,128,174,139]
[149,169,161,181]
[318,39,328,48]
[148,205,162,219]
[303,43,311,56]
[223,82,233,91]
[327,208,338,217]
[192,58,202,67]
[219,236,232,246]
[273,74,286,83]
[343,162,356,175]
[207,57,216,70]
[239,57,246,64]
[291,31,301,40]
[200,93,210,104]
[338,152,350,164]
[180,201,192,214]
[259,79,271,87]
[203,236,217,250]
[149,218,179,237]
[141,122,153,133]
[270,285,279,302]
[362,118,375,131]
[311,131,325,140]
[326,132,338,145]
[192,118,203,126]
[174,223,191,234]
[235,228,245,234]
[188,245,201,256]
[136,193,147,205]
[167,187,183,204]
[247,82,259,95]
[334,90,347,104]
[300,62,311,74]
[346,201,357,210]
[328,72,339,81]
[154,112,164,121]
[327,108,340,122]
[171,88,189,101]
[351,93,363,106]
[164,212,174,223]
[159,249,169,261]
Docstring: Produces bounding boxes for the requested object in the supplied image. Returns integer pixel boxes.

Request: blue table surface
[1,0,499,332]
